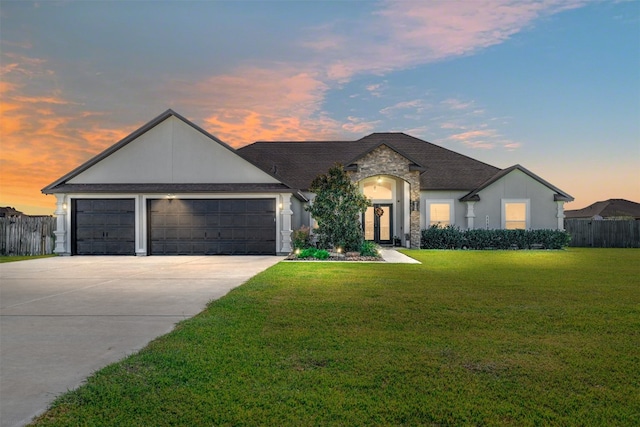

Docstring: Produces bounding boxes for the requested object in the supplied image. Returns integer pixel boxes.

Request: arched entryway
[361,176,395,244]
[347,144,422,248]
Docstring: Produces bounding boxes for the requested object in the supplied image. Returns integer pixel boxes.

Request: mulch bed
[285,254,383,262]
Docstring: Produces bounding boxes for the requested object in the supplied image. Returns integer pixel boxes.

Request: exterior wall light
[62,203,68,210]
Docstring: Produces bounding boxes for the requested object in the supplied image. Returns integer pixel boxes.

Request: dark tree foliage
[307,164,371,251]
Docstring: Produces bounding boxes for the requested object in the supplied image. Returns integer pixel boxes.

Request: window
[502,199,530,229]
[426,200,454,227]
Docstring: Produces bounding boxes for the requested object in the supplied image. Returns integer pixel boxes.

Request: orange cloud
[341,116,381,134]
[12,95,76,105]
[0,54,136,215]
[173,66,355,146]
[447,129,497,150]
[445,129,523,151]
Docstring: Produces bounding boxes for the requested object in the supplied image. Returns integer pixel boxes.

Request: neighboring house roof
[0,206,23,217]
[460,164,574,202]
[238,132,501,191]
[564,199,640,219]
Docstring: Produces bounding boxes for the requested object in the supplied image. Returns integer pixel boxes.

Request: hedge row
[421,225,571,250]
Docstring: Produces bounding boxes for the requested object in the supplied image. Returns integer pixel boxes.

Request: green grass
[0,254,55,263]
[32,249,639,426]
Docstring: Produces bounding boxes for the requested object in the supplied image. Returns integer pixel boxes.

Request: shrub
[421,227,571,250]
[314,249,330,260]
[292,226,311,250]
[360,241,381,257]
[297,248,318,258]
[296,248,330,260]
[420,225,465,249]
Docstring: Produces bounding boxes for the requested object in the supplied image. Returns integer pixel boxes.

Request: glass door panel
[379,206,391,241]
[363,204,392,244]
[364,207,375,240]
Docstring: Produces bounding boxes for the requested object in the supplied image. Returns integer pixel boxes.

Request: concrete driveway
[0,255,283,427]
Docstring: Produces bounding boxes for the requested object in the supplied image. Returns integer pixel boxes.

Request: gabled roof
[459,164,574,202]
[42,109,290,194]
[238,132,501,191]
[42,110,570,204]
[565,199,640,219]
[342,140,427,172]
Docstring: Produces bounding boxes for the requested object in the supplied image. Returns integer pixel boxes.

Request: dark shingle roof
[565,199,640,219]
[42,108,570,202]
[238,132,501,191]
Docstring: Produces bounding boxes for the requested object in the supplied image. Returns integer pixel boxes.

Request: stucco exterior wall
[69,116,279,184]
[472,169,561,230]
[421,191,469,229]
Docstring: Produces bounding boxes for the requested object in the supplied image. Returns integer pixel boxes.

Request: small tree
[291,225,311,250]
[307,164,370,251]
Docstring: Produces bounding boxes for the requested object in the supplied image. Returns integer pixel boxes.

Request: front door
[363,204,393,244]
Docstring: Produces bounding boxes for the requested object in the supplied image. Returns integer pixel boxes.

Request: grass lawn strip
[0,255,55,263]
[31,249,640,426]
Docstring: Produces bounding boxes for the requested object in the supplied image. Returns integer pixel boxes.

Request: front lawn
[32,249,639,426]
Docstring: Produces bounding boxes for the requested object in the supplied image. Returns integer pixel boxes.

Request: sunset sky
[1,0,638,215]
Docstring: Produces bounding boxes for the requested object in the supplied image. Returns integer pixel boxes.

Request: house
[42,109,573,256]
[564,199,640,220]
[0,207,24,218]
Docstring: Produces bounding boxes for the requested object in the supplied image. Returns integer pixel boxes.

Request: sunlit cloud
[446,129,521,151]
[441,98,476,111]
[440,122,467,130]
[171,66,353,145]
[12,95,76,105]
[341,116,381,134]
[305,0,587,83]
[448,129,497,148]
[380,99,427,116]
[0,53,136,214]
[366,82,386,97]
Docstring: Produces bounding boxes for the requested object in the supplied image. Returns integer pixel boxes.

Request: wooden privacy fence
[0,216,56,256]
[565,219,640,248]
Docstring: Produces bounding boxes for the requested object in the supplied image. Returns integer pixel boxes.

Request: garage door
[148,199,276,255]
[72,199,135,255]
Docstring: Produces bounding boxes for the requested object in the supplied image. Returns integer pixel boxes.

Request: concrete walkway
[0,255,283,427]
[379,248,422,264]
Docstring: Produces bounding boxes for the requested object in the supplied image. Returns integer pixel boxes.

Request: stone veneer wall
[347,145,421,248]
